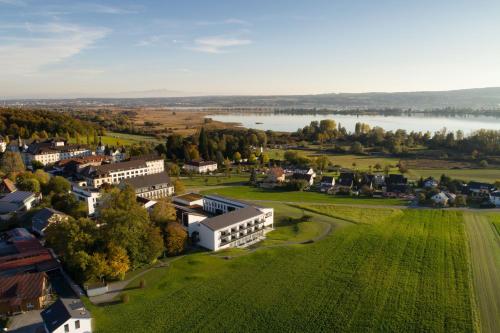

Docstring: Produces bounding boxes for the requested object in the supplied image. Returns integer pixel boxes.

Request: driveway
[7,310,44,333]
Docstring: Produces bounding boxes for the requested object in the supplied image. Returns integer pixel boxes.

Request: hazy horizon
[1,0,500,99]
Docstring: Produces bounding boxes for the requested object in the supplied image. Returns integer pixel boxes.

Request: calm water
[209,113,500,134]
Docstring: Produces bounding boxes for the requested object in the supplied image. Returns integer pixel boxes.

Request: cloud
[76,3,140,14]
[0,22,109,75]
[190,36,252,53]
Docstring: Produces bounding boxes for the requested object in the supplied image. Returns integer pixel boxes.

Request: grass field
[409,169,500,183]
[464,213,500,333]
[88,207,477,332]
[201,185,407,206]
[68,131,162,146]
[181,174,255,187]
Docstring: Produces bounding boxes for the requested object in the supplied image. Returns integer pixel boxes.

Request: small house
[489,191,500,207]
[183,160,218,174]
[41,298,92,333]
[431,192,449,206]
[423,177,439,188]
[320,176,335,188]
[32,208,69,237]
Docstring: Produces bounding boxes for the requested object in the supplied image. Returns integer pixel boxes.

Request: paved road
[464,213,500,333]
[7,311,44,333]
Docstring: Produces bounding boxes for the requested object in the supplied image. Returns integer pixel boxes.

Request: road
[464,213,500,333]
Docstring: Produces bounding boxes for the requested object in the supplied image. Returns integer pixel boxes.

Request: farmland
[88,207,477,332]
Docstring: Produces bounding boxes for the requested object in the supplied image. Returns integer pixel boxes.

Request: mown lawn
[409,168,500,183]
[88,208,476,332]
[201,185,407,206]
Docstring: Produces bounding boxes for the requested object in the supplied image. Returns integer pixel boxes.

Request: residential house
[121,172,174,199]
[0,136,6,153]
[0,191,38,218]
[373,174,386,188]
[385,174,410,193]
[423,177,439,189]
[0,272,50,315]
[334,172,355,192]
[431,192,450,206]
[489,191,500,207]
[183,160,218,174]
[32,208,69,237]
[289,173,315,186]
[266,167,285,183]
[320,176,335,188]
[173,194,273,251]
[466,182,496,198]
[41,298,92,333]
[0,178,17,194]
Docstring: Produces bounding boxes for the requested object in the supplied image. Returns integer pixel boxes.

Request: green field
[181,174,255,187]
[69,131,162,146]
[88,207,478,332]
[409,169,500,183]
[465,213,500,333]
[201,185,407,206]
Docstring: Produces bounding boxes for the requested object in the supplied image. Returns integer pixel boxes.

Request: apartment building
[183,159,218,173]
[121,172,174,199]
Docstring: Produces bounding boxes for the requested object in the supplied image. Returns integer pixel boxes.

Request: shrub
[121,294,130,303]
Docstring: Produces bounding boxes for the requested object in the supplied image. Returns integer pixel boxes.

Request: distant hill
[5,87,500,110]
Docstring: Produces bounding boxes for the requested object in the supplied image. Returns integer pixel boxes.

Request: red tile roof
[0,272,47,302]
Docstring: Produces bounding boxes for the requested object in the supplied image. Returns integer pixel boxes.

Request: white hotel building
[173,194,273,251]
[80,155,164,188]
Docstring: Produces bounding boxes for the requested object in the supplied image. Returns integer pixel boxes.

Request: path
[464,213,500,333]
[89,257,183,305]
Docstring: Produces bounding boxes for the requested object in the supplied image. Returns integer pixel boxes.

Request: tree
[479,160,489,168]
[17,176,40,193]
[165,222,187,256]
[198,127,209,160]
[398,160,409,174]
[34,169,50,186]
[150,199,177,227]
[261,153,270,165]
[249,168,257,184]
[106,244,130,280]
[315,156,329,172]
[351,141,364,154]
[46,176,71,194]
[233,151,241,163]
[174,179,185,194]
[374,163,382,172]
[0,151,25,175]
[167,163,180,177]
[88,252,109,282]
[248,154,257,164]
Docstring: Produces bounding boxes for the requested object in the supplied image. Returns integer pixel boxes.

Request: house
[183,159,218,174]
[41,298,92,333]
[23,139,92,166]
[334,172,355,192]
[96,139,126,163]
[266,167,285,183]
[431,192,449,206]
[121,172,174,199]
[32,208,69,236]
[320,176,335,188]
[423,177,439,188]
[289,173,314,186]
[0,191,38,216]
[79,155,164,188]
[0,272,50,315]
[0,228,59,277]
[286,167,316,177]
[373,174,386,187]
[0,178,17,194]
[173,194,273,251]
[71,184,101,216]
[489,191,500,207]
[54,156,110,177]
[466,182,496,197]
[385,174,410,193]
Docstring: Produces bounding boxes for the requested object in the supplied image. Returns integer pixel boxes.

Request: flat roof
[174,193,203,202]
[201,206,263,231]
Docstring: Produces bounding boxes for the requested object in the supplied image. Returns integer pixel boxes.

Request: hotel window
[75,320,80,329]
[64,324,69,332]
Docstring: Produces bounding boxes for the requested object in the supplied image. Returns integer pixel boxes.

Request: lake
[208,113,500,134]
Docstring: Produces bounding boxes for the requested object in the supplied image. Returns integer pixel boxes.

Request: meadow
[88,207,477,332]
[201,185,407,206]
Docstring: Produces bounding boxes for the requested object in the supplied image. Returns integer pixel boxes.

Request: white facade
[72,185,101,216]
[137,186,174,199]
[175,194,274,251]
[87,158,164,188]
[0,140,6,153]
[183,161,218,174]
[28,148,92,166]
[490,191,500,207]
[47,318,92,333]
[431,192,449,206]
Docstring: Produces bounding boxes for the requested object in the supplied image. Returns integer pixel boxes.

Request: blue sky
[1,0,500,98]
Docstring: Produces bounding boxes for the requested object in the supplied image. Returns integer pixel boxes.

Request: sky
[1,0,500,99]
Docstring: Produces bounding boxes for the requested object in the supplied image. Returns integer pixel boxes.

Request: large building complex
[79,155,164,188]
[173,194,273,251]
[121,172,174,199]
[22,139,92,166]
[183,160,218,174]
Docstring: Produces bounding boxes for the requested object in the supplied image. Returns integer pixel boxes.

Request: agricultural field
[68,131,162,146]
[88,207,477,332]
[201,185,407,206]
[408,168,500,183]
[464,213,500,333]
